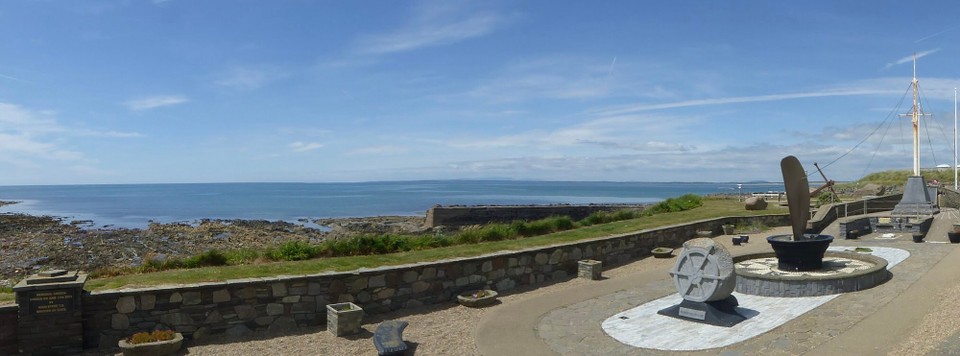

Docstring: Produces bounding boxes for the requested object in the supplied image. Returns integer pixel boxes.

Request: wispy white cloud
[591,88,896,117]
[916,26,960,43]
[125,95,188,111]
[0,102,140,166]
[444,113,692,152]
[0,103,62,133]
[215,66,288,90]
[460,56,675,103]
[75,129,143,138]
[578,139,696,152]
[348,145,408,155]
[289,141,323,153]
[0,133,83,160]
[0,104,83,161]
[0,72,35,85]
[354,3,514,55]
[469,72,610,102]
[882,49,940,70]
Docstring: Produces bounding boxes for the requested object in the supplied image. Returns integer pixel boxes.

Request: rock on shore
[0,213,426,288]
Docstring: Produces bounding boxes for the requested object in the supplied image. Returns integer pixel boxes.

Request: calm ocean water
[0,181,784,228]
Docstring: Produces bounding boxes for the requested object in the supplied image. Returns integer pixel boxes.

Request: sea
[0,181,784,229]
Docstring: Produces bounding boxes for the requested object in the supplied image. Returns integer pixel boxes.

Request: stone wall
[0,305,16,354]
[5,214,788,352]
[424,205,645,228]
[809,195,902,233]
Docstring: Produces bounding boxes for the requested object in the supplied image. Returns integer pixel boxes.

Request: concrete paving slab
[601,246,908,351]
[477,220,960,355]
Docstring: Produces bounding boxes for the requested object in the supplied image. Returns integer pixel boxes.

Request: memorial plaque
[27,290,75,315]
[678,307,706,320]
[13,270,87,355]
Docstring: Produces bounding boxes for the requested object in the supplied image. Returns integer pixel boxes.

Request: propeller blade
[781,156,810,240]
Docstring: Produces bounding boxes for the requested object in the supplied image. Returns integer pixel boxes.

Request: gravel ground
[79,255,651,356]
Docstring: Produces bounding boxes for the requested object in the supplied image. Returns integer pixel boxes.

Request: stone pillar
[13,270,87,355]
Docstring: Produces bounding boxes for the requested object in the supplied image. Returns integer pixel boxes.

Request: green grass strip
[75,199,784,292]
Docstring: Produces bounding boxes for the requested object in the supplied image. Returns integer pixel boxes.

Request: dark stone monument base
[657,295,746,327]
[13,271,87,355]
[891,176,939,217]
[767,234,834,271]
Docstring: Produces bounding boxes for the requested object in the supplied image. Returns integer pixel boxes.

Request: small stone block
[577,259,602,280]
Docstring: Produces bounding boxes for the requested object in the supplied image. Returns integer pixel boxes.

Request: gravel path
[166,253,656,356]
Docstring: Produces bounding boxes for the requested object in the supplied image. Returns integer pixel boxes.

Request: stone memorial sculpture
[657,238,746,327]
[766,155,834,271]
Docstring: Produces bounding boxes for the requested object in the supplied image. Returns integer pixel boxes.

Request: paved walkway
[476,209,960,355]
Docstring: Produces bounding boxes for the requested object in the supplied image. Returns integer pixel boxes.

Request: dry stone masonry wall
[5,214,788,352]
[424,204,645,228]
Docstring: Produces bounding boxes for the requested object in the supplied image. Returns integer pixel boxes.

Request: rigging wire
[918,84,952,166]
[923,115,938,166]
[860,103,903,180]
[817,83,912,177]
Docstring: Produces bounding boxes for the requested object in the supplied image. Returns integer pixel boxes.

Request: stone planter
[913,233,924,243]
[651,247,674,258]
[118,332,183,356]
[766,234,834,271]
[578,259,603,280]
[456,290,498,308]
[326,302,363,336]
[722,224,736,235]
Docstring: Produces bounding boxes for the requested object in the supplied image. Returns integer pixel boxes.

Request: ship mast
[899,53,930,176]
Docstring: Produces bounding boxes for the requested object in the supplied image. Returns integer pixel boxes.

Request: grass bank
[850,169,957,187]
[76,198,782,292]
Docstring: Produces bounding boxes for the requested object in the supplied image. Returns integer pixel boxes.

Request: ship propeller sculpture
[766,155,834,271]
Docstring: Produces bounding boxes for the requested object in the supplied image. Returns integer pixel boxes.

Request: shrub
[548,216,575,231]
[270,240,319,261]
[185,249,228,268]
[226,248,260,264]
[478,224,514,242]
[579,209,640,226]
[408,234,452,250]
[140,256,185,272]
[453,229,482,244]
[579,211,605,226]
[642,194,702,216]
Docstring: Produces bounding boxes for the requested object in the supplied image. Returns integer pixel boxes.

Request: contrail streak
[0,73,35,85]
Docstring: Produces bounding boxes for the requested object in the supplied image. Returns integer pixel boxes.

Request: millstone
[669,238,736,302]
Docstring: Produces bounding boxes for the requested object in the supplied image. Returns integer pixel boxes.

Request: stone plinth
[891,176,939,217]
[13,270,87,355]
[577,260,602,280]
[734,251,889,297]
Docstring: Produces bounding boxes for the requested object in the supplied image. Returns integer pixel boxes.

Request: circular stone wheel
[669,238,736,302]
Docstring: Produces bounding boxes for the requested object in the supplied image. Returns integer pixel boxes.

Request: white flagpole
[954,87,957,190]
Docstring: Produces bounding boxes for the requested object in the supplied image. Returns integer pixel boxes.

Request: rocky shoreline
[0,204,428,288]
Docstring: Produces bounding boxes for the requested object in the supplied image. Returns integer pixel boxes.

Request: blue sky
[4,1,960,185]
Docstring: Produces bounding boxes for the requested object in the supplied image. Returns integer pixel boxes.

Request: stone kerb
[79,214,787,350]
